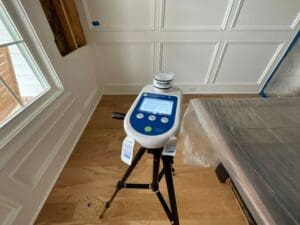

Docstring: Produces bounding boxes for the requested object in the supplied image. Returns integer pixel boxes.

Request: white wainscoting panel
[161,0,234,31]
[160,42,219,84]
[0,197,21,225]
[232,0,300,30]
[83,0,300,94]
[82,0,155,31]
[10,98,77,188]
[97,42,155,85]
[213,42,284,85]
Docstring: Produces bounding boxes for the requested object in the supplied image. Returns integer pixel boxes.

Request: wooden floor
[35,95,251,225]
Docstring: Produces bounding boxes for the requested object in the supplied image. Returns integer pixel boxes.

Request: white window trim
[0,0,64,149]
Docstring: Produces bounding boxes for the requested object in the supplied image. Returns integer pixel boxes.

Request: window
[0,1,63,147]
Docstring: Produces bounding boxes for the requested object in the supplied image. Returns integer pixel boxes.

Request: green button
[144,126,152,132]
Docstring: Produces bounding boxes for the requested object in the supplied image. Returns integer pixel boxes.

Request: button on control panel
[144,126,152,132]
[136,113,144,119]
[160,117,169,124]
[136,113,169,123]
[148,115,156,121]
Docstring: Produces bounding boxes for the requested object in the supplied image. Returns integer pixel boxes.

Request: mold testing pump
[99,73,183,225]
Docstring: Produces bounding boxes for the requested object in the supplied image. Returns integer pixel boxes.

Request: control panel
[124,85,182,149]
[130,93,178,136]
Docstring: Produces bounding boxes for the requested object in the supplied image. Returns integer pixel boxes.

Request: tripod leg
[99,147,146,218]
[158,168,164,182]
[156,190,173,221]
[159,157,177,182]
[162,156,180,225]
[171,158,176,176]
[150,149,161,191]
[159,159,175,182]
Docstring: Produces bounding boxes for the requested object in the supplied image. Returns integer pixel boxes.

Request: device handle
[112,112,126,120]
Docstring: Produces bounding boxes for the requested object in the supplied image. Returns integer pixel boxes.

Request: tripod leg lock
[116,180,124,189]
[105,201,111,208]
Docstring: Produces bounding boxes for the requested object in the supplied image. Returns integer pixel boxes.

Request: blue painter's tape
[91,21,100,27]
[259,31,300,98]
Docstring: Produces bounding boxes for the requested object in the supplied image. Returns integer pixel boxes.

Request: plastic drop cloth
[180,101,218,167]
[180,97,300,225]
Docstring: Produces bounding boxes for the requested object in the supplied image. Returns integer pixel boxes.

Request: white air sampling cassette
[124,85,182,149]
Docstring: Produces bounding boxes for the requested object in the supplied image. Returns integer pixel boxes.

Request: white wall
[82,0,300,94]
[0,1,101,225]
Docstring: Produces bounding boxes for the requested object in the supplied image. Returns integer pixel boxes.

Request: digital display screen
[139,97,173,115]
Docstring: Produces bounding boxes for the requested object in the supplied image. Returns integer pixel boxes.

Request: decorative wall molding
[230,0,300,31]
[160,0,234,31]
[257,42,285,85]
[84,0,299,94]
[31,112,82,188]
[221,0,236,31]
[81,0,156,31]
[212,41,285,86]
[10,97,77,188]
[290,14,300,30]
[159,41,220,84]
[207,42,227,85]
[211,42,229,85]
[0,196,21,225]
[228,0,244,31]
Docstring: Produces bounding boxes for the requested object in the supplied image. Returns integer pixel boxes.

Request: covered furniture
[182,97,300,225]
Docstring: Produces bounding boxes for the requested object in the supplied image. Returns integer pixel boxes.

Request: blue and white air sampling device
[100,73,182,225]
[124,73,183,149]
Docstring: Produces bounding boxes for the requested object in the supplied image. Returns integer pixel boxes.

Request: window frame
[0,0,64,149]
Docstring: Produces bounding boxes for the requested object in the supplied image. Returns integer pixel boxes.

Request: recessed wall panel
[214,42,282,85]
[0,197,20,225]
[161,42,218,84]
[11,97,77,188]
[83,0,155,30]
[97,43,154,85]
[234,0,300,30]
[162,0,233,30]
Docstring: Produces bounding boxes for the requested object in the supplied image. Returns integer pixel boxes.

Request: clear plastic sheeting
[180,102,218,167]
[181,97,300,225]
[264,39,300,97]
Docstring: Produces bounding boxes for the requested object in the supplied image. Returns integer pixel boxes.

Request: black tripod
[99,146,180,225]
